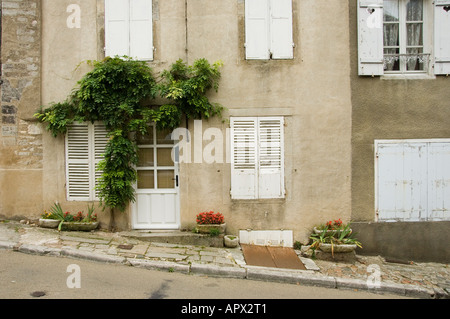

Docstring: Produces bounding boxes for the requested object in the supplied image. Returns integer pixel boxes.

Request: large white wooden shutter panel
[258,117,284,198]
[434,1,450,75]
[427,143,450,220]
[105,0,130,58]
[130,0,153,60]
[93,123,109,199]
[377,143,428,221]
[245,0,270,60]
[231,118,258,199]
[357,0,384,76]
[66,123,91,201]
[270,0,293,59]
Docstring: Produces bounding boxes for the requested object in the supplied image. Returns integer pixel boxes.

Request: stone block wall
[1,0,43,218]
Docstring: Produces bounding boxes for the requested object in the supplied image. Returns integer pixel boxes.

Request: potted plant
[194,211,226,234]
[38,209,61,229]
[61,204,98,231]
[309,220,362,258]
[224,235,239,248]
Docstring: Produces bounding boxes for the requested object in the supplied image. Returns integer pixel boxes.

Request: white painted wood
[428,143,450,220]
[434,0,450,75]
[376,139,450,222]
[245,0,270,59]
[105,0,130,57]
[269,0,293,59]
[357,0,384,76]
[66,122,108,201]
[258,117,284,198]
[239,230,293,247]
[129,0,153,60]
[231,117,258,199]
[132,125,180,229]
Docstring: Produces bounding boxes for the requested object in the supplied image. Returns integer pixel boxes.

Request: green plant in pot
[309,220,362,258]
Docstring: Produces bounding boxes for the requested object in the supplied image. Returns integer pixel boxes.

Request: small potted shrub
[194,211,226,234]
[309,219,362,258]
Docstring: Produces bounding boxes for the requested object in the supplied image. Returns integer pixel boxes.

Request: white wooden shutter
[269,0,293,59]
[434,1,450,75]
[377,142,428,221]
[245,0,270,60]
[427,142,450,221]
[93,123,109,199]
[357,0,384,76]
[105,0,130,58]
[231,118,258,199]
[258,117,284,198]
[66,123,91,201]
[129,0,153,60]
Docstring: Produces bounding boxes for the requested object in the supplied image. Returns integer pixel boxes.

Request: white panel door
[376,140,450,222]
[428,143,450,220]
[132,126,180,229]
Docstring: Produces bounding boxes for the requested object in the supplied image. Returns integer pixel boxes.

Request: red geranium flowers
[196,211,224,225]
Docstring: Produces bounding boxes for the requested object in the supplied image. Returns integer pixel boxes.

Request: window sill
[380,73,436,80]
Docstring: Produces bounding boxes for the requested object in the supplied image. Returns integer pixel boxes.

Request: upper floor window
[104,0,153,61]
[245,0,294,60]
[383,0,427,73]
[357,0,450,76]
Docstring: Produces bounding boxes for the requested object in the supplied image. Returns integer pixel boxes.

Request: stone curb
[191,263,246,279]
[0,240,448,299]
[128,258,190,274]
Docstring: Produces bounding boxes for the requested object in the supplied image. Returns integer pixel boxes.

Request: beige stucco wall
[180,0,353,243]
[2,0,353,243]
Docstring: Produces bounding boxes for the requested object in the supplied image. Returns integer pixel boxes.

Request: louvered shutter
[231,118,258,199]
[357,0,384,76]
[129,0,153,60]
[270,0,294,59]
[434,1,450,75]
[66,123,91,201]
[258,117,284,198]
[245,0,270,60]
[93,123,109,199]
[105,0,130,58]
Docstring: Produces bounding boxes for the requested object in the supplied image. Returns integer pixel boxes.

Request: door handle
[172,175,179,187]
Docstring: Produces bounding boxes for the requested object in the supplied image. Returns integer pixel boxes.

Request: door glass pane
[137,170,155,189]
[157,148,174,166]
[157,170,174,188]
[156,128,174,145]
[136,129,154,145]
[137,148,154,167]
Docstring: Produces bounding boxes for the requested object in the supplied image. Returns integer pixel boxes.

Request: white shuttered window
[66,122,109,201]
[105,0,153,61]
[231,117,285,199]
[245,0,294,60]
[357,0,450,76]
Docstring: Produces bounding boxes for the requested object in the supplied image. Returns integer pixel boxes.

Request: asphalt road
[0,250,406,301]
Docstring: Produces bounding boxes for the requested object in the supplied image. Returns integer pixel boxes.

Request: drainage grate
[241,244,306,270]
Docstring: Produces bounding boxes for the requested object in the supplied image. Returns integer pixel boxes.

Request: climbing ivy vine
[35,56,223,212]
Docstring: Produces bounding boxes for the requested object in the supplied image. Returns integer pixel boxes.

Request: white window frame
[245,0,294,60]
[358,0,450,76]
[230,117,285,200]
[383,0,432,75]
[104,0,154,61]
[65,122,108,201]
